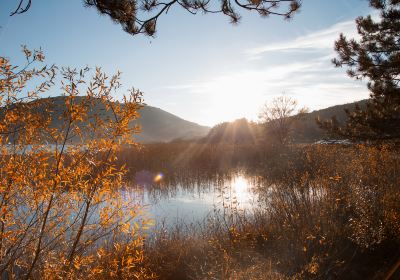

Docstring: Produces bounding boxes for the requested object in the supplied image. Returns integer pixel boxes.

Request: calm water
[125,170,264,226]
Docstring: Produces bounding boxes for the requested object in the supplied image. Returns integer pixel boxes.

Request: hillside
[3,96,367,144]
[4,96,210,143]
[201,99,369,144]
[291,99,368,142]
[201,118,261,145]
[136,106,210,142]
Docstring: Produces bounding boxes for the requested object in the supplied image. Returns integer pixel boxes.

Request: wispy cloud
[161,56,368,126]
[245,20,358,58]
[157,18,370,126]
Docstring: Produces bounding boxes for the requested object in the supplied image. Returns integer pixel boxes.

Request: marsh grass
[120,142,400,279]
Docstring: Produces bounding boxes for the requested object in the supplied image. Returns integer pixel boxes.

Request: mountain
[3,96,367,144]
[201,99,369,144]
[202,118,261,145]
[138,99,367,143]
[290,99,368,142]
[3,96,210,143]
[135,106,210,143]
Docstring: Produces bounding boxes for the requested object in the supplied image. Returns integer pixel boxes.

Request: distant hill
[291,99,368,142]
[3,96,368,144]
[201,99,369,144]
[3,96,210,143]
[202,118,261,145]
[135,106,209,143]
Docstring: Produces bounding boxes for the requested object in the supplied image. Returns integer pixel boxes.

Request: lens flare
[154,172,163,183]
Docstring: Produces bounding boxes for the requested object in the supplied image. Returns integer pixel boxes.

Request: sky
[0,0,374,126]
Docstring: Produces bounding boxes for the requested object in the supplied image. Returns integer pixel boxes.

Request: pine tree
[320,0,400,140]
[10,0,300,36]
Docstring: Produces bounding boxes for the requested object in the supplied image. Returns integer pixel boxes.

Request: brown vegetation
[118,142,400,279]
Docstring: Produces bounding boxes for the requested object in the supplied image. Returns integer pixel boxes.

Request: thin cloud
[166,60,322,92]
[158,54,368,126]
[157,18,374,125]
[245,20,358,58]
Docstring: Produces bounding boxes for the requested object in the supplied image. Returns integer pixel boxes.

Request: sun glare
[231,175,251,205]
[202,72,267,123]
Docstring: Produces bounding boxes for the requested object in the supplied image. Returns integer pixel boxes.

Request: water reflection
[127,171,263,227]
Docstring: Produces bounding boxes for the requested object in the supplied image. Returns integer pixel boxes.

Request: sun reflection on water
[230,175,252,208]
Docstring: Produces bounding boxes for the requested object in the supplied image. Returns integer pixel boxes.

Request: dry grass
[119,142,400,279]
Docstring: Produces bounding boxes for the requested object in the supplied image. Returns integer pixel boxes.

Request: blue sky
[0,0,373,126]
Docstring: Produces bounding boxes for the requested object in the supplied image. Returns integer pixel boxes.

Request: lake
[125,170,266,227]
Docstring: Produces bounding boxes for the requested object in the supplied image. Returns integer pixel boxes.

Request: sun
[202,71,266,124]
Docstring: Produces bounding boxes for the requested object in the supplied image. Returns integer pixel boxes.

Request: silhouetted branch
[10,0,301,36]
[10,0,31,16]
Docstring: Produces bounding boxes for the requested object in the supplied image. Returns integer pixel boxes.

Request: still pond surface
[124,170,265,226]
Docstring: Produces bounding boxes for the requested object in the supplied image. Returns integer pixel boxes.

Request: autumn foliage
[0,48,155,279]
